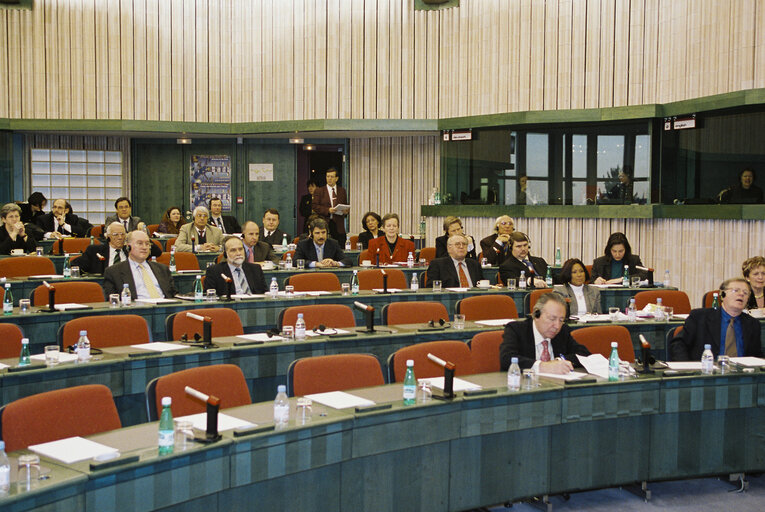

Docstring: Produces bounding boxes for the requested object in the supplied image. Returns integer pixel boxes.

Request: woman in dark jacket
[591,232,647,284]
[357,211,383,249]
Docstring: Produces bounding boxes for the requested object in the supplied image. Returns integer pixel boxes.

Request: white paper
[730,357,765,367]
[373,288,403,293]
[29,436,118,464]
[304,391,375,409]
[237,333,285,342]
[536,371,586,381]
[576,353,610,379]
[333,203,350,215]
[573,313,616,323]
[312,328,351,336]
[0,362,9,370]
[474,319,514,326]
[176,412,255,432]
[53,303,91,311]
[418,377,482,392]
[231,293,266,299]
[277,290,307,297]
[134,298,179,304]
[29,274,64,279]
[673,314,689,320]
[590,283,622,288]
[30,352,78,363]
[305,291,332,296]
[130,342,188,352]
[665,362,703,370]
[445,287,470,292]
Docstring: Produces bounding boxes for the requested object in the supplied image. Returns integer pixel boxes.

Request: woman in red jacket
[367,213,415,265]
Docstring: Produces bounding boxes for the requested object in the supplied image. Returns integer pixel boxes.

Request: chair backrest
[666,325,683,360]
[287,272,341,292]
[147,224,160,234]
[31,281,105,306]
[702,290,717,308]
[58,314,152,349]
[166,307,244,341]
[52,238,98,255]
[90,224,104,238]
[526,289,554,314]
[282,250,295,261]
[468,330,505,373]
[356,268,408,290]
[358,249,372,264]
[288,354,385,396]
[165,237,178,251]
[278,304,356,330]
[0,256,56,278]
[388,340,473,381]
[383,301,449,325]
[417,247,436,264]
[146,364,251,421]
[570,325,635,362]
[0,323,24,359]
[585,265,593,284]
[633,290,691,314]
[456,294,518,321]
[156,251,199,270]
[349,235,359,250]
[0,384,121,452]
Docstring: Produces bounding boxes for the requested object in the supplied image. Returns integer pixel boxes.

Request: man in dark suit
[102,230,176,299]
[35,198,90,238]
[426,234,483,288]
[311,167,348,245]
[73,222,161,274]
[479,215,515,266]
[498,232,549,288]
[204,235,267,296]
[294,218,352,268]
[670,278,762,361]
[105,197,143,232]
[208,197,241,234]
[241,221,279,265]
[261,208,290,247]
[18,191,47,224]
[499,293,590,373]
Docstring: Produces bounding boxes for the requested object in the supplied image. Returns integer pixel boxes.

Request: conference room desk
[3,370,764,512]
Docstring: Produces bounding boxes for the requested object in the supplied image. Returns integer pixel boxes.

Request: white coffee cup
[477,280,490,288]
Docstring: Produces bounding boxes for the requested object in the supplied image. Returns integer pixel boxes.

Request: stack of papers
[445,287,470,292]
[30,352,78,363]
[130,342,188,352]
[665,362,702,371]
[305,391,375,409]
[29,436,118,464]
[537,371,586,381]
[135,298,179,304]
[237,333,285,342]
[730,357,765,367]
[373,288,403,293]
[53,303,91,311]
[474,319,514,326]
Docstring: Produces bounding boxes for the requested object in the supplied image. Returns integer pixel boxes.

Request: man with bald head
[241,221,279,265]
[480,215,515,266]
[102,230,176,299]
[74,222,161,274]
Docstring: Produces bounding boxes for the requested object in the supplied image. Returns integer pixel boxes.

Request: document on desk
[418,377,482,392]
[29,436,119,464]
[29,274,64,279]
[445,287,470,292]
[536,371,586,381]
[313,328,352,336]
[577,354,610,379]
[176,412,254,432]
[474,318,515,326]
[373,288,403,293]
[730,357,765,367]
[53,303,92,311]
[30,352,78,363]
[0,362,9,370]
[665,362,702,370]
[305,391,375,409]
[130,342,188,352]
[135,298,180,304]
[305,291,333,296]
[232,293,266,299]
[572,314,617,323]
[237,333,285,342]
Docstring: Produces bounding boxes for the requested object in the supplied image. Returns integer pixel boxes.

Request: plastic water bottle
[0,441,10,494]
[63,253,71,278]
[273,385,290,429]
[2,283,12,315]
[121,283,132,306]
[281,233,288,248]
[351,270,359,295]
[169,246,177,273]
[18,338,31,367]
[420,217,426,240]
[554,247,562,267]
[712,292,719,309]
[663,269,670,287]
[158,396,174,455]
[403,359,416,405]
[519,270,526,289]
[545,267,553,287]
[410,273,419,291]
[622,267,629,287]
[285,252,292,268]
[194,275,203,302]
[269,277,279,298]
[90,235,95,245]
[76,330,91,362]
[295,313,306,340]
[507,357,521,391]
[407,252,414,268]
[627,298,637,322]
[345,239,352,251]
[480,257,488,267]
[701,344,714,375]
[608,342,620,381]
[655,297,664,320]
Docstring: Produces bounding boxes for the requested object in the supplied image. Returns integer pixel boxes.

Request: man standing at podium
[312,167,348,246]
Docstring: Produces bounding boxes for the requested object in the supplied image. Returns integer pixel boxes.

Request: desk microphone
[42,280,56,313]
[184,386,221,442]
[427,353,456,399]
[353,301,376,333]
[637,334,656,373]
[220,273,233,301]
[635,266,655,287]
[185,312,216,348]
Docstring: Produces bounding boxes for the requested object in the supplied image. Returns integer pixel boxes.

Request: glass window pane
[69,150,87,162]
[571,182,589,205]
[51,175,69,187]
[50,149,68,161]
[87,150,105,162]
[104,163,122,175]
[88,188,104,199]
[51,187,69,198]
[87,163,104,175]
[88,176,104,187]
[70,200,87,213]
[70,187,87,199]
[571,135,587,178]
[526,180,548,205]
[69,175,87,188]
[597,135,624,178]
[69,162,87,174]
[105,188,122,201]
[51,162,68,174]
[633,182,649,203]
[526,134,549,177]
[87,200,105,211]
[31,161,50,173]
[31,149,50,161]
[634,135,650,178]
[105,176,122,188]
[104,151,122,163]
[32,175,50,187]
[36,187,50,197]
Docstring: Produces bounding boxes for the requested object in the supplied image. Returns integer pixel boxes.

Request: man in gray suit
[175,206,223,252]
[102,230,176,299]
[241,221,279,265]
[105,197,143,233]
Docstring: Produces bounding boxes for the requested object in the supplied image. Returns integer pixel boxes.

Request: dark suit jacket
[591,254,646,281]
[312,185,348,235]
[367,236,415,265]
[479,233,513,266]
[246,241,280,264]
[262,228,289,247]
[73,242,161,275]
[425,256,483,288]
[208,215,241,234]
[204,262,267,295]
[105,215,143,232]
[35,212,89,237]
[0,225,37,255]
[102,259,177,299]
[499,255,549,286]
[499,318,590,371]
[553,284,602,315]
[669,307,762,361]
[435,234,477,260]
[357,230,382,249]
[294,238,352,266]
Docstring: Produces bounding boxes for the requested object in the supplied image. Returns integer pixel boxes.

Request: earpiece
[720,290,727,298]
[265,327,281,338]
[317,324,327,332]
[533,309,541,319]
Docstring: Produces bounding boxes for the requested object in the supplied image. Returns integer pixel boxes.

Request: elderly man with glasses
[73,222,160,275]
[425,234,483,288]
[175,206,223,252]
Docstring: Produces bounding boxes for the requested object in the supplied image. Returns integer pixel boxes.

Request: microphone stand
[428,353,455,400]
[184,386,222,443]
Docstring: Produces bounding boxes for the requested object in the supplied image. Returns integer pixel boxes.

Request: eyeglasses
[725,287,751,296]
[449,242,468,247]
[498,221,513,226]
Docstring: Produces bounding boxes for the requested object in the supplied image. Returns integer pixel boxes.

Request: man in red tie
[425,234,483,288]
[311,167,348,246]
[499,293,590,374]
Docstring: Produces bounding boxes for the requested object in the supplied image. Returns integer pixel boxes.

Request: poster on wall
[190,155,232,210]
[249,163,274,181]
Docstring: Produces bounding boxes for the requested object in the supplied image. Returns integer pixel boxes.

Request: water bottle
[269,277,279,298]
[701,344,714,375]
[351,270,359,295]
[345,239,352,251]
[18,338,31,367]
[655,297,664,320]
[507,357,521,391]
[406,252,414,268]
[121,283,132,306]
[480,257,488,267]
[434,190,441,205]
[158,396,174,455]
[169,246,177,273]
[281,233,288,248]
[0,441,10,494]
[194,275,203,302]
[608,342,620,381]
[2,283,12,315]
[403,359,416,405]
[519,270,526,289]
[410,273,419,291]
[295,313,306,340]
[273,385,290,429]
[554,247,562,267]
[76,330,91,362]
[545,267,553,287]
[663,269,670,287]
[420,217,426,239]
[63,253,71,278]
[285,252,292,268]
[712,292,719,309]
[627,298,637,322]
[90,235,95,245]
[622,267,629,287]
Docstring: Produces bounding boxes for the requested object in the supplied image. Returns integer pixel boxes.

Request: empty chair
[0,256,56,278]
[90,224,104,238]
[165,307,244,341]
[279,304,356,330]
[633,290,691,314]
[349,235,360,250]
[58,314,152,349]
[31,281,105,306]
[0,384,121,452]
[702,290,718,308]
[156,251,199,271]
[0,323,24,359]
[358,249,372,264]
[456,294,518,321]
[468,330,505,373]
[526,289,554,314]
[388,340,473,381]
[288,354,385,396]
[286,272,341,292]
[52,237,98,255]
[382,301,449,325]
[145,364,251,421]
[417,247,436,264]
[356,268,408,290]
[570,325,635,363]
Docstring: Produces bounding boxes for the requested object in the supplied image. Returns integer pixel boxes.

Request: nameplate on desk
[564,378,597,386]
[89,454,140,471]
[355,403,393,413]
[234,424,275,437]
[7,364,47,373]
[462,388,498,397]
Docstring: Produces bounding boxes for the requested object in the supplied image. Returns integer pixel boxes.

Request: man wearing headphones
[204,235,267,295]
[102,230,176,299]
[499,293,590,374]
[479,215,515,266]
[73,222,161,274]
[669,278,762,361]
[498,232,549,288]
[425,234,483,288]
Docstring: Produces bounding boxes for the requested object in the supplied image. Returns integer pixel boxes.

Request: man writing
[426,234,483,288]
[105,197,143,233]
[175,206,223,252]
[312,167,348,245]
[73,222,161,274]
[241,221,279,265]
[208,197,241,234]
[294,218,352,268]
[102,230,176,299]
[204,235,267,296]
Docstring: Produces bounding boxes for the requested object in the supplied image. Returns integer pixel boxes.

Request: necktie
[112,250,120,266]
[198,230,206,244]
[234,267,250,294]
[331,187,337,207]
[217,218,225,232]
[317,245,323,261]
[139,264,161,298]
[247,246,254,263]
[523,259,536,274]
[725,317,737,357]
[458,262,469,288]
[541,340,551,362]
[123,220,128,231]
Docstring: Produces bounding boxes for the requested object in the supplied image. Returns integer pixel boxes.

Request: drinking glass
[432,280,442,292]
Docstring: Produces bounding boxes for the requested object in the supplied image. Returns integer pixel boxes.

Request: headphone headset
[720,290,726,298]
[427,318,447,327]
[533,309,541,319]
